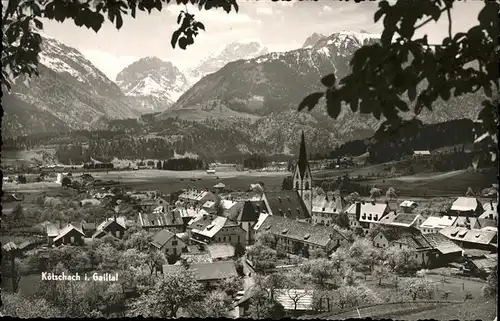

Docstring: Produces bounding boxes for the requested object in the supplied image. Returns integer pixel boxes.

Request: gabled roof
[392,231,433,251]
[175,207,209,218]
[162,261,237,281]
[400,200,418,208]
[238,200,268,222]
[264,190,310,220]
[255,214,346,247]
[53,224,85,242]
[345,202,388,217]
[453,216,480,229]
[150,229,177,249]
[138,211,182,227]
[178,189,213,201]
[479,210,498,220]
[420,216,457,229]
[423,233,463,254]
[311,195,344,214]
[207,243,235,260]
[451,197,482,212]
[439,227,497,245]
[97,216,126,231]
[380,213,422,227]
[482,202,497,213]
[188,214,238,238]
[221,191,264,202]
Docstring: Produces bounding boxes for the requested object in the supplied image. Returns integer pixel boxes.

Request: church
[292,131,313,215]
[261,131,314,220]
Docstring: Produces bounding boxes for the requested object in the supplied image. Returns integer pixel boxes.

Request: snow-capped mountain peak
[116,56,190,112]
[185,40,269,84]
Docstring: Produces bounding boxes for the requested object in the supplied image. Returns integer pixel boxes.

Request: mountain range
[1,31,487,158]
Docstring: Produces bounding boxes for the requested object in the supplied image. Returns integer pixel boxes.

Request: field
[3,164,496,198]
[311,274,495,320]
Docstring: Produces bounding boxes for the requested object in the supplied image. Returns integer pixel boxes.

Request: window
[295,182,299,190]
[305,181,310,190]
[70,236,75,243]
[172,240,178,246]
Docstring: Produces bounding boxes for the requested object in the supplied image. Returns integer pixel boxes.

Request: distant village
[1,132,498,319]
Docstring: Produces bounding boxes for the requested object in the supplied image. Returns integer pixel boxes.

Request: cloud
[256,7,273,16]
[322,5,333,13]
[81,49,139,81]
[166,5,261,26]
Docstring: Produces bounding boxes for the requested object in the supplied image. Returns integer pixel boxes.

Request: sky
[41,0,485,81]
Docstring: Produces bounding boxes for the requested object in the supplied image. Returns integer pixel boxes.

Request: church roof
[296,131,310,178]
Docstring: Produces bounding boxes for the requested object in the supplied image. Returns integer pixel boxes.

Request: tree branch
[446,7,452,39]
[414,7,447,30]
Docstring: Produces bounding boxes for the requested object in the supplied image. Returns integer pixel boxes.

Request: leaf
[325,90,341,119]
[195,22,205,31]
[178,37,188,50]
[171,29,182,48]
[33,19,43,30]
[374,10,384,23]
[177,13,182,24]
[408,86,416,101]
[298,92,324,112]
[320,74,336,88]
[116,13,123,29]
[484,82,492,98]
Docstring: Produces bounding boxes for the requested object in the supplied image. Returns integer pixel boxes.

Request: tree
[299,259,340,289]
[1,292,62,318]
[386,187,397,201]
[345,192,361,204]
[146,250,167,276]
[347,238,380,273]
[400,278,435,301]
[465,186,475,197]
[482,268,498,298]
[2,0,239,91]
[373,263,393,285]
[125,230,152,251]
[386,247,418,275]
[299,0,499,162]
[189,290,233,318]
[247,276,286,319]
[370,187,382,201]
[281,176,293,191]
[217,275,243,298]
[332,285,380,309]
[281,287,314,312]
[130,270,203,318]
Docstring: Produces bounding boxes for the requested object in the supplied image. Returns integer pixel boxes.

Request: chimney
[355,202,361,217]
[114,214,117,222]
[490,200,493,208]
[385,200,389,205]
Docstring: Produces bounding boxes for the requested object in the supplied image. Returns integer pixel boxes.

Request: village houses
[150,229,188,257]
[187,214,247,247]
[253,213,347,257]
[345,201,390,235]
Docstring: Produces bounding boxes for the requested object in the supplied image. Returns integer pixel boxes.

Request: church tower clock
[293,131,313,216]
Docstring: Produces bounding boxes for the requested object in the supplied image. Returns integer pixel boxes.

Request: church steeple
[293,131,313,217]
[297,130,309,179]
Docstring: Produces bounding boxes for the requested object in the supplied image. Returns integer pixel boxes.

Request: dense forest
[328,119,481,164]
[4,117,488,168]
